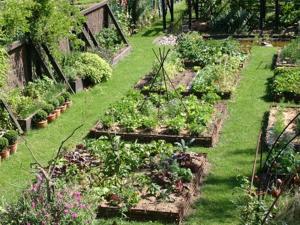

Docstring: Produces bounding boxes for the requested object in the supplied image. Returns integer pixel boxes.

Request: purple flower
[64,209,69,215]
[71,213,78,219]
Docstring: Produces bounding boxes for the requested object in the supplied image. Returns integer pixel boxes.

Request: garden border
[97,153,209,224]
[88,102,227,147]
[265,105,300,151]
[274,50,299,68]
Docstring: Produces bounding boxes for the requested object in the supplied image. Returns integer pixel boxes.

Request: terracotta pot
[60,105,67,113]
[0,148,10,160]
[65,101,72,108]
[47,113,56,123]
[54,109,61,118]
[9,143,18,154]
[36,120,48,129]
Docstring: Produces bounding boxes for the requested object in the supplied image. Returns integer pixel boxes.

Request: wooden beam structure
[0,99,23,134]
[275,0,280,32]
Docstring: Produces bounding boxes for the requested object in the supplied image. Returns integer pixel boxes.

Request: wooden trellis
[0,99,23,134]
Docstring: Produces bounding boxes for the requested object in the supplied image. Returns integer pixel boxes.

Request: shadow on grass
[261,77,275,102]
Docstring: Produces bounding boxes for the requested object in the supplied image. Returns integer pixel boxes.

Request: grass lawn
[0,2,279,224]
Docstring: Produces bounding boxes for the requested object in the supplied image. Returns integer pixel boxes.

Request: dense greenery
[176,32,245,67]
[100,90,217,135]
[63,52,112,85]
[96,27,124,55]
[280,37,300,65]
[0,47,8,88]
[272,68,300,98]
[192,55,242,95]
[4,76,65,119]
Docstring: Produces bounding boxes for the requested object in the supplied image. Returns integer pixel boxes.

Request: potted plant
[42,104,56,123]
[57,96,67,113]
[3,130,18,154]
[49,99,61,118]
[32,110,48,129]
[0,137,9,160]
[62,91,72,108]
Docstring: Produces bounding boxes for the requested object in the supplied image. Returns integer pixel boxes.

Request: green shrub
[0,137,9,151]
[281,38,300,65]
[3,130,18,145]
[61,91,71,102]
[48,98,59,108]
[75,52,112,84]
[57,96,65,106]
[32,110,47,123]
[96,27,123,53]
[272,68,300,96]
[42,103,54,115]
[0,47,8,87]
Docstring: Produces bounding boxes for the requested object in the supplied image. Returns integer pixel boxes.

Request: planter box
[274,50,299,68]
[135,70,196,96]
[70,78,84,93]
[266,105,300,151]
[89,103,227,147]
[17,113,36,132]
[112,45,132,65]
[97,152,209,224]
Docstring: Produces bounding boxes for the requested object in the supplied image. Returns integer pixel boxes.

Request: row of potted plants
[32,92,73,129]
[0,130,18,161]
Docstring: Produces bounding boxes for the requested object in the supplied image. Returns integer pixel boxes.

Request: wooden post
[170,0,174,23]
[275,0,280,32]
[103,5,109,28]
[188,0,192,30]
[0,99,23,134]
[25,42,33,82]
[195,0,199,20]
[259,0,266,34]
[41,44,75,94]
[161,0,167,30]
[106,5,129,45]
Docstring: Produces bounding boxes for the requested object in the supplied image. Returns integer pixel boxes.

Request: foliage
[100,90,215,135]
[57,96,65,106]
[280,2,300,27]
[96,27,124,54]
[42,103,55,115]
[3,130,18,145]
[63,52,112,85]
[280,38,300,65]
[32,110,48,123]
[0,47,8,88]
[0,0,85,57]
[49,98,60,109]
[192,55,241,94]
[61,91,71,102]
[0,136,9,151]
[176,32,245,67]
[0,183,93,224]
[272,68,300,97]
[0,107,13,130]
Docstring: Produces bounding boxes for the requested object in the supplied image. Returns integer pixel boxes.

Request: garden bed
[266,105,300,151]
[112,45,132,65]
[274,50,299,68]
[134,70,196,95]
[97,152,209,224]
[89,102,227,147]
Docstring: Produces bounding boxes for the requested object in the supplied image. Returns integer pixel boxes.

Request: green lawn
[0,2,279,224]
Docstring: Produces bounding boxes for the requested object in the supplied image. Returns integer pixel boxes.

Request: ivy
[0,46,8,88]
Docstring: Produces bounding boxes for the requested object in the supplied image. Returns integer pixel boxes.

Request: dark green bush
[0,137,9,151]
[32,110,48,123]
[61,91,71,102]
[48,99,59,109]
[3,130,18,145]
[57,96,65,106]
[42,103,55,115]
[272,68,300,96]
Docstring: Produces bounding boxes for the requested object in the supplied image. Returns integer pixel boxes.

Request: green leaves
[0,47,8,88]
[272,68,300,96]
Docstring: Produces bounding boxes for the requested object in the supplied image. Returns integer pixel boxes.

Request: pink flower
[71,213,78,219]
[80,204,86,209]
[31,202,36,209]
[64,209,69,215]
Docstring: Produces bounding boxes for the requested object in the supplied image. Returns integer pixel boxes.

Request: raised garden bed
[134,70,196,96]
[274,50,299,68]
[89,102,227,147]
[112,45,132,65]
[97,152,209,224]
[266,105,300,151]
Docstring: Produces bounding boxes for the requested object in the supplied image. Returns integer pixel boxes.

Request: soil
[135,70,196,94]
[97,152,210,224]
[266,106,300,150]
